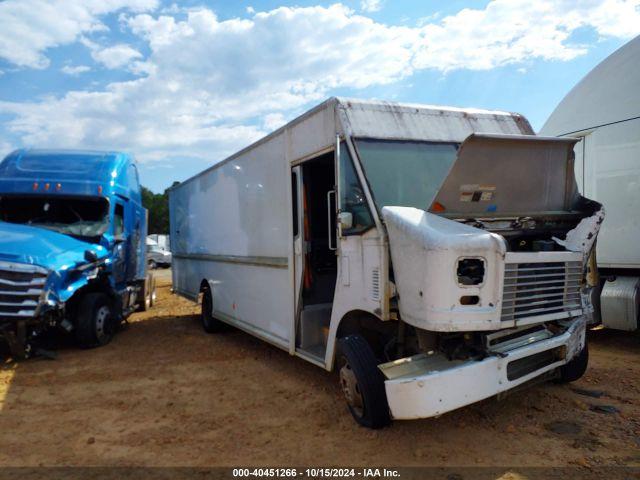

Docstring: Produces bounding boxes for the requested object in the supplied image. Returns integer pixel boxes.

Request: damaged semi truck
[0,150,156,358]
[169,98,603,428]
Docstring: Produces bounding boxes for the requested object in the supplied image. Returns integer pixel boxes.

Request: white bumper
[384,316,586,420]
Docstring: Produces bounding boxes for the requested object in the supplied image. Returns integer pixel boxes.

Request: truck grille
[0,261,48,319]
[502,260,583,323]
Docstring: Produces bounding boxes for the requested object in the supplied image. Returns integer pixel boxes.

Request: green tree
[141,184,176,234]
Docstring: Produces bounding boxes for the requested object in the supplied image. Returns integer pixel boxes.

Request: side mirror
[84,250,98,263]
[339,212,353,230]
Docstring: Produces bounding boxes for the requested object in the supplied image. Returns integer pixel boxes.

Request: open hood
[432,134,580,217]
[0,221,107,271]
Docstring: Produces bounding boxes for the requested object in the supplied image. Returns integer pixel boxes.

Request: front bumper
[381,316,586,420]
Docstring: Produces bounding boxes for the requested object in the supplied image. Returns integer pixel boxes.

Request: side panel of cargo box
[169,100,339,352]
[169,133,293,349]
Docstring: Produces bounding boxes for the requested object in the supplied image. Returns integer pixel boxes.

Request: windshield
[0,195,109,240]
[356,140,458,211]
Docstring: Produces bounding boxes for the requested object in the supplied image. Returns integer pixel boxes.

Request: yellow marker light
[44,183,50,191]
[32,182,38,190]
[97,185,103,194]
[56,183,62,191]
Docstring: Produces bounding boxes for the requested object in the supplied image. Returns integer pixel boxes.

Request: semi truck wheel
[138,275,157,312]
[337,334,390,429]
[201,287,224,333]
[558,343,589,383]
[149,276,157,307]
[75,293,115,348]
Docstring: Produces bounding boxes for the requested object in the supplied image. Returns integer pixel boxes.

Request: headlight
[457,258,485,286]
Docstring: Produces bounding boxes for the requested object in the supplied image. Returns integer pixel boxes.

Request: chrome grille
[0,261,48,319]
[502,260,583,323]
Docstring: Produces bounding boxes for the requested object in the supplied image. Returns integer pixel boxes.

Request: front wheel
[558,343,589,383]
[337,334,391,429]
[75,293,115,348]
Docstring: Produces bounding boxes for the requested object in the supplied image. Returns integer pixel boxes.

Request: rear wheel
[558,343,589,383]
[337,334,390,429]
[75,293,115,348]
[201,287,224,333]
[149,276,157,307]
[137,275,156,312]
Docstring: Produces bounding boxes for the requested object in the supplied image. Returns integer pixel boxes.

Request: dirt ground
[0,271,638,469]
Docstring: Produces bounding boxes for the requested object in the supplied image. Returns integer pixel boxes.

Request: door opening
[293,151,337,361]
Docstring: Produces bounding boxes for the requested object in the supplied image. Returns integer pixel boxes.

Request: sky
[0,0,639,193]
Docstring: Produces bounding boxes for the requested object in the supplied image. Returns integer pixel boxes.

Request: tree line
[141,182,179,234]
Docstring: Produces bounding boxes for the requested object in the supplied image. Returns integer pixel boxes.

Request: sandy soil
[0,273,638,468]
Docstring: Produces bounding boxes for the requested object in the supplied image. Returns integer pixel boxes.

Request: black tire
[201,287,224,333]
[558,343,589,383]
[75,293,115,348]
[337,334,391,429]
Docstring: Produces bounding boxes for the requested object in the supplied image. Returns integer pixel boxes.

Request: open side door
[291,165,304,325]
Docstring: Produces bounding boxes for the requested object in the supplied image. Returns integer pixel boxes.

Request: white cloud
[91,44,143,69]
[360,0,382,13]
[412,0,640,72]
[160,3,182,15]
[0,0,158,69]
[1,0,639,169]
[0,79,266,163]
[61,65,91,75]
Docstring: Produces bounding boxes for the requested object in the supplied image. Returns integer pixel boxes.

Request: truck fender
[58,275,93,304]
[325,309,388,372]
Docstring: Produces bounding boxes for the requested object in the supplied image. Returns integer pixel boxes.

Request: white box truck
[541,35,640,332]
[169,98,603,428]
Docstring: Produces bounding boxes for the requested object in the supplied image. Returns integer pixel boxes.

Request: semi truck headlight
[457,258,485,286]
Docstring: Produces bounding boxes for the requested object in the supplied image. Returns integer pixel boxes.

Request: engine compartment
[456,214,583,252]
[450,195,603,254]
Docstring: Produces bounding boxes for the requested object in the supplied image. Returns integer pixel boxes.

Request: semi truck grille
[0,261,48,319]
[502,260,583,323]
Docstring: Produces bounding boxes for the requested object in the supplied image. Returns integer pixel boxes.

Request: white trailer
[541,35,640,331]
[169,98,603,428]
[148,234,170,251]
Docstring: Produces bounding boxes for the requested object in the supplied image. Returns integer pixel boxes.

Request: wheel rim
[339,356,364,417]
[150,288,157,305]
[95,305,112,341]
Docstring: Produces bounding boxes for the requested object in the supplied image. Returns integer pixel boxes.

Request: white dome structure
[541,35,640,271]
[541,35,640,136]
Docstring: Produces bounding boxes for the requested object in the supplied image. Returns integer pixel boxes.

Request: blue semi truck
[0,149,156,358]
